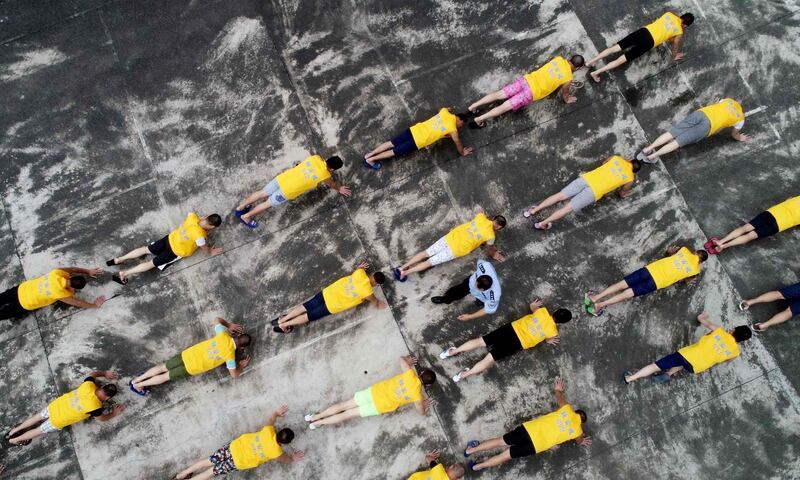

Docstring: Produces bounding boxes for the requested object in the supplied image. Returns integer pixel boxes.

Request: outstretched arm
[458,308,487,321]
[618,180,635,198]
[200,244,223,256]
[265,405,289,426]
[554,378,568,407]
[731,128,751,142]
[276,451,305,463]
[60,296,105,309]
[213,317,244,334]
[696,312,719,332]
[483,243,505,262]
[88,370,119,380]
[671,36,685,60]
[561,83,576,104]
[97,404,126,422]
[414,398,435,416]
[323,177,352,197]
[399,355,417,372]
[449,131,474,156]
[365,294,386,309]
[61,267,103,278]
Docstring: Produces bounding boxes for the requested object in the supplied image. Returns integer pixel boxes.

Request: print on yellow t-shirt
[645,247,701,289]
[409,108,458,149]
[443,213,495,258]
[17,269,73,311]
[678,328,740,374]
[322,268,373,314]
[766,196,800,232]
[275,155,332,200]
[524,56,573,101]
[523,405,583,453]
[230,425,283,470]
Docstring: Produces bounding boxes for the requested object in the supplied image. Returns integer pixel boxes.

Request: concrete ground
[1,0,799,478]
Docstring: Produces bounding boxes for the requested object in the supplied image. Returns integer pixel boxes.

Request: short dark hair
[207,214,222,227]
[101,384,118,397]
[276,428,295,444]
[553,308,572,324]
[476,275,493,290]
[235,333,252,348]
[420,369,437,386]
[575,409,587,423]
[680,13,695,26]
[732,326,752,343]
[696,250,709,262]
[326,156,343,170]
[69,276,87,290]
[631,159,642,173]
[570,54,585,68]
[372,272,386,285]
[455,112,471,123]
[493,215,507,229]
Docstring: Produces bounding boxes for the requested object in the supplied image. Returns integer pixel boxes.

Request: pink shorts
[502,77,534,110]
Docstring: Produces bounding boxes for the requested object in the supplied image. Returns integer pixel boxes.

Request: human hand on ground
[112,404,126,416]
[292,451,305,462]
[338,186,352,197]
[673,53,685,61]
[210,247,224,256]
[424,449,441,464]
[87,268,103,278]
[228,322,245,334]
[403,356,418,366]
[239,356,252,368]
[275,405,289,417]
[696,312,709,324]
[457,314,471,321]
[564,95,577,104]
[736,133,753,142]
[529,299,544,310]
[462,147,474,156]
[357,261,369,270]
[374,300,387,310]
[554,378,565,392]
[94,296,106,307]
[546,336,560,346]
[104,370,119,380]
[422,398,436,413]
[578,436,593,446]
[491,251,506,262]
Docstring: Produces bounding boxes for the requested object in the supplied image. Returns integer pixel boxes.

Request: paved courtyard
[1,0,799,479]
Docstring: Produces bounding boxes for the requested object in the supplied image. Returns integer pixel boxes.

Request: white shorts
[425,237,455,266]
[38,407,58,433]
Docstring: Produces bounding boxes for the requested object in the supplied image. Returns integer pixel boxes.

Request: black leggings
[0,286,27,320]
[439,277,471,304]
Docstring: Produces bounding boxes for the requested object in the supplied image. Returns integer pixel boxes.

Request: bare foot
[590,71,602,83]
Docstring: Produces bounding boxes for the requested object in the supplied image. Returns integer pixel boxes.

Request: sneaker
[431,296,446,304]
[439,347,455,360]
[452,368,470,383]
[393,268,407,283]
[464,440,480,457]
[309,423,318,430]
[585,305,604,317]
[583,291,595,307]
[304,414,315,422]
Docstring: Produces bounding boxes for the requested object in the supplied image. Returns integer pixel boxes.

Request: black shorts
[749,211,779,239]
[148,236,180,268]
[503,425,536,458]
[482,323,523,362]
[391,129,418,157]
[617,28,655,62]
[303,292,331,321]
[0,285,27,320]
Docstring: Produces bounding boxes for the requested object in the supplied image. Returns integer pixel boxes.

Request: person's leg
[451,337,486,356]
[590,55,628,82]
[7,412,44,437]
[185,468,215,480]
[643,132,675,154]
[366,148,398,162]
[646,140,680,161]
[241,199,274,222]
[586,44,623,66]
[537,204,574,227]
[756,308,794,331]
[309,399,358,422]
[236,190,268,212]
[460,354,496,380]
[175,458,213,480]
[718,229,758,251]
[134,372,171,389]
[278,304,308,323]
[119,260,157,281]
[473,100,514,125]
[624,363,660,382]
[440,277,472,304]
[465,436,507,455]
[594,288,635,310]
[399,251,430,272]
[590,280,629,303]
[132,364,168,384]
[716,223,755,248]
[744,290,785,306]
[473,449,513,471]
[9,426,45,444]
[311,407,361,427]
[468,90,508,113]
[526,192,568,216]
[365,141,394,159]
[112,246,151,264]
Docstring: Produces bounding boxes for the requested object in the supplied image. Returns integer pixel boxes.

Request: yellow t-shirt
[47,381,102,429]
[766,196,800,232]
[580,156,634,200]
[181,330,236,375]
[229,425,283,470]
[679,328,740,374]
[511,308,559,350]
[408,464,449,480]
[275,155,331,200]
[322,268,373,314]
[645,12,684,46]
[645,247,701,289]
[523,405,583,453]
[168,212,207,257]
[443,213,496,258]
[370,369,423,414]
[698,99,744,136]
[17,269,73,311]
[409,108,458,149]
[524,56,573,101]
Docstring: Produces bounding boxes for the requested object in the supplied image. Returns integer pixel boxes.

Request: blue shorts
[303,292,331,321]
[263,179,288,207]
[779,282,800,316]
[624,268,658,297]
[391,129,418,157]
[655,352,694,373]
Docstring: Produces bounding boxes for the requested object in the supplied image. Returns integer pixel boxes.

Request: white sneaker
[439,347,455,360]
[452,368,470,383]
[309,423,318,430]
[304,413,315,422]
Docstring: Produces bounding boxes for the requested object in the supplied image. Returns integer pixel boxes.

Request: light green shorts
[353,388,380,417]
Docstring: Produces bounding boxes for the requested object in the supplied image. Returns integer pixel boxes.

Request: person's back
[321,268,374,313]
[766,195,800,232]
[48,380,103,428]
[678,327,740,374]
[168,212,207,257]
[444,213,496,257]
[645,12,684,46]
[371,368,423,414]
[275,155,332,200]
[17,269,73,311]
[645,246,701,289]
[229,425,283,470]
[698,98,744,136]
[511,307,558,349]
[181,328,237,375]
[580,156,635,200]
[523,404,583,453]
[410,108,458,149]
[524,56,574,101]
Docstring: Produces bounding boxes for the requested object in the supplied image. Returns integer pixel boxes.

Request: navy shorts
[624,268,658,297]
[779,282,800,316]
[655,351,694,373]
[303,292,331,321]
[749,211,779,239]
[148,235,179,268]
[391,129,418,157]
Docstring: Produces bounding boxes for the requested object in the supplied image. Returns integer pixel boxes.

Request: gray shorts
[561,177,596,212]
[669,111,711,147]
[38,407,58,433]
[263,179,288,206]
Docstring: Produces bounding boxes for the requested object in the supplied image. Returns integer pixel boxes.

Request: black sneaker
[431,296,446,304]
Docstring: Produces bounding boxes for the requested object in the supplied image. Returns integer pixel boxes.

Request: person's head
[553,308,572,324]
[446,464,466,479]
[201,214,222,230]
[326,156,344,171]
[680,13,695,27]
[69,276,87,290]
[420,369,437,386]
[575,409,587,424]
[492,215,507,231]
[732,325,752,343]
[696,250,709,263]
[475,275,493,291]
[371,271,386,285]
[276,428,295,444]
[234,333,252,349]
[569,54,585,70]
[455,112,471,128]
[96,383,118,401]
[631,159,642,173]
